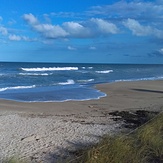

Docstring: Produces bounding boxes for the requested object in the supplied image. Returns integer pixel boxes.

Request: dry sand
[0,80,162,162]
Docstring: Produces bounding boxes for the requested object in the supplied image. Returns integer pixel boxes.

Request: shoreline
[0,80,163,162]
[0,80,162,114]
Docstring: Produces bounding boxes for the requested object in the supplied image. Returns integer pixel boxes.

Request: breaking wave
[78,79,94,83]
[58,79,75,85]
[96,70,113,74]
[0,85,36,92]
[19,73,51,76]
[21,67,78,72]
[82,67,93,70]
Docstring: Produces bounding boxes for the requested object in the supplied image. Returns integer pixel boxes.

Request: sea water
[0,62,163,102]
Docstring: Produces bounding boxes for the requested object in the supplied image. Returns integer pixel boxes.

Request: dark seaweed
[109,110,159,129]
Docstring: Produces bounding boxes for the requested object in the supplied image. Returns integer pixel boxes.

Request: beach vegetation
[3,111,163,163]
[3,157,26,163]
[68,112,163,163]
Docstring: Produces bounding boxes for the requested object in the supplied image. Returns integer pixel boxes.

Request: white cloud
[91,18,119,34]
[68,46,76,50]
[123,18,163,38]
[0,26,8,35]
[21,36,31,41]
[43,14,52,24]
[89,46,96,50]
[87,1,163,40]
[62,18,118,38]
[23,13,120,39]
[149,48,163,57]
[9,34,21,41]
[23,13,38,25]
[63,21,91,38]
[34,24,69,38]
[0,23,31,42]
[123,18,152,36]
[23,13,69,39]
[9,34,32,41]
[88,1,163,21]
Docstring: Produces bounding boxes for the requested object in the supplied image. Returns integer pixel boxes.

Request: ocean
[0,62,163,102]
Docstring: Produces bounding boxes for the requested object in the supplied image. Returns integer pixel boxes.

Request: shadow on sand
[131,88,163,94]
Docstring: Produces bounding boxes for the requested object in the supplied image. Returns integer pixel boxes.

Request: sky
[0,0,163,64]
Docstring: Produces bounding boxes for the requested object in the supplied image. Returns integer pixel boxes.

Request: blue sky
[0,0,163,63]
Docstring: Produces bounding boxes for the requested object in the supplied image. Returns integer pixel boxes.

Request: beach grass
[3,111,163,163]
[3,156,27,163]
[4,157,22,163]
[68,112,163,163]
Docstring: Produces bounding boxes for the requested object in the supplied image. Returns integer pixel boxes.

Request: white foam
[115,76,163,83]
[19,73,50,76]
[87,79,94,82]
[78,79,94,82]
[96,70,113,74]
[0,85,36,92]
[21,67,78,72]
[82,67,93,69]
[58,79,75,85]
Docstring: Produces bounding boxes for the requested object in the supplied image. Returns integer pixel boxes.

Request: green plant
[69,112,163,163]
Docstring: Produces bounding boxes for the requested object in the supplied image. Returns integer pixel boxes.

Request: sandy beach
[0,80,163,162]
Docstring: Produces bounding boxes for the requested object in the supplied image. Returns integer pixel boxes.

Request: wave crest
[21,67,78,72]
[0,85,36,92]
[96,70,113,74]
[78,79,94,83]
[19,73,51,76]
[58,79,75,85]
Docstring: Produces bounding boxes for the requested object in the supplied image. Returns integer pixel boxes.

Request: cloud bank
[23,13,119,39]
[0,1,163,44]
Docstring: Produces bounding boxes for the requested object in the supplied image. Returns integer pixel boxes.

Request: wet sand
[0,80,162,162]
